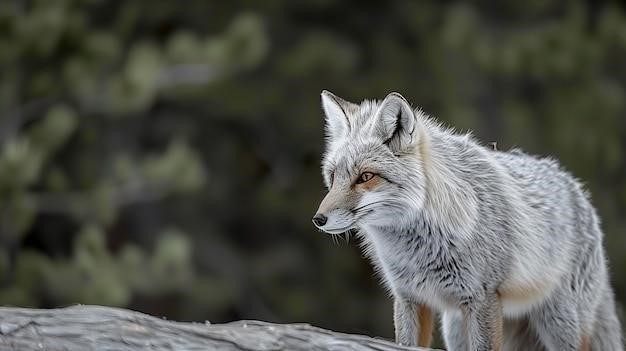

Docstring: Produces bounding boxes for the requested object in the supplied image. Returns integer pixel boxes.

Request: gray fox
[312,91,623,350]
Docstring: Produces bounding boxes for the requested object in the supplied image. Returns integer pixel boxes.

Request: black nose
[312,213,327,227]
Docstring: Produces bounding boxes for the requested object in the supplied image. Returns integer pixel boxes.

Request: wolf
[312,91,623,350]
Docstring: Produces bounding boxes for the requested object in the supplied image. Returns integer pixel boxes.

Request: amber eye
[356,172,375,184]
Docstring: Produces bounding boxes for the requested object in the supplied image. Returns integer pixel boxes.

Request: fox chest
[363,228,462,310]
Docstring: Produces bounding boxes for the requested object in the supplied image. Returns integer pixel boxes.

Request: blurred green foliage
[0,0,625,344]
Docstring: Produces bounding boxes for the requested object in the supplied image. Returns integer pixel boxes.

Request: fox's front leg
[393,297,433,347]
[462,292,504,351]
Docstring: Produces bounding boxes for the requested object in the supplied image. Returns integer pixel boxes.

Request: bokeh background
[1,0,625,347]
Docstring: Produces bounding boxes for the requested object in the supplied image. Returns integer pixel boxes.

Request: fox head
[312,91,429,234]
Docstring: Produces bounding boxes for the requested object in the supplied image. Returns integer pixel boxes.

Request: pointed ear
[321,90,356,139]
[371,92,418,152]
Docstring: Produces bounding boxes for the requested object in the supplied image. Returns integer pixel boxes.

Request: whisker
[345,229,357,243]
[354,209,373,220]
[353,201,387,212]
[352,201,406,223]
[358,201,405,213]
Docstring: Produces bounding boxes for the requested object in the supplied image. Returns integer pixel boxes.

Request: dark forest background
[1,0,625,347]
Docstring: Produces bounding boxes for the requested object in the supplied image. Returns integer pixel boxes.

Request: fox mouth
[319,225,354,234]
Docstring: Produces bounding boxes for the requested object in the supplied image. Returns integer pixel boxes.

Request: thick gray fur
[313,91,623,350]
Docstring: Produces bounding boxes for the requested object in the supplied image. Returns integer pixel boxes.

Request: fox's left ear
[321,90,357,140]
[371,92,420,153]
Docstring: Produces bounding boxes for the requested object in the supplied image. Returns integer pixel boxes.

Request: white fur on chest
[362,225,457,312]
